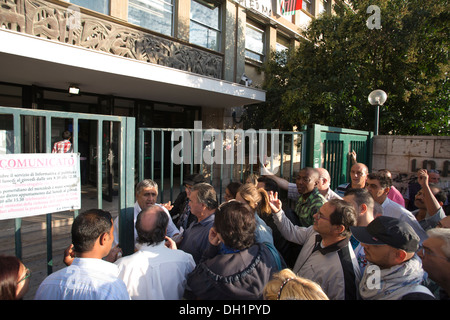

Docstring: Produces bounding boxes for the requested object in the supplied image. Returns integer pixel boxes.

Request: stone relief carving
[0,0,223,79]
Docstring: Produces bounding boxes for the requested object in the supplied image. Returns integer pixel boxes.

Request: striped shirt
[294,188,327,227]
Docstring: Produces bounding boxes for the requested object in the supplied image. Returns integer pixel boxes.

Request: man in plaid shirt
[52,130,73,153]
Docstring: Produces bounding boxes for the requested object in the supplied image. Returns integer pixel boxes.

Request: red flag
[280,0,302,15]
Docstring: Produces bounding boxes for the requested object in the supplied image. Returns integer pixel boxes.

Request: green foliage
[246,0,449,135]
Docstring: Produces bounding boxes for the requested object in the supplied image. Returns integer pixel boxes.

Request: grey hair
[426,228,450,259]
[136,179,158,195]
[191,183,218,210]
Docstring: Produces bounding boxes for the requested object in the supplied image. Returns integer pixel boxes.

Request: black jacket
[186,243,279,300]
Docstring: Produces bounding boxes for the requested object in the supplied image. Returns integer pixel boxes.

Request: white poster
[0,153,81,220]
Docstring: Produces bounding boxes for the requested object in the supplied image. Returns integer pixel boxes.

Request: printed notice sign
[0,153,81,220]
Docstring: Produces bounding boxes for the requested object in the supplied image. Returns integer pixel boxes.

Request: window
[276,42,288,52]
[128,0,174,36]
[302,0,312,14]
[276,35,290,53]
[319,0,331,15]
[67,0,110,15]
[190,0,221,51]
[245,23,265,62]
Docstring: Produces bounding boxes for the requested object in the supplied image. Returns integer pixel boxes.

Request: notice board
[0,153,81,220]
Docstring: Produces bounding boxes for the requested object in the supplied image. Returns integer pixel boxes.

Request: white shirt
[381,197,428,243]
[34,258,130,300]
[113,202,180,247]
[115,241,195,300]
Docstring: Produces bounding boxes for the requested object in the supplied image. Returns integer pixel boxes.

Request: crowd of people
[1,161,449,301]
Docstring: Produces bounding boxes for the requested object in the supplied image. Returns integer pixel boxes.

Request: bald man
[115,205,195,300]
[335,163,369,198]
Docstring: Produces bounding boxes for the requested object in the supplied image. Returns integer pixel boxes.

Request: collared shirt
[381,197,428,243]
[113,202,180,247]
[294,188,327,227]
[115,241,195,300]
[52,139,72,153]
[34,258,130,300]
[179,213,215,264]
[272,209,361,300]
[388,185,405,207]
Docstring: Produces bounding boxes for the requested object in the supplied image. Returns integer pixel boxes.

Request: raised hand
[268,191,282,214]
[162,201,173,211]
[417,169,429,187]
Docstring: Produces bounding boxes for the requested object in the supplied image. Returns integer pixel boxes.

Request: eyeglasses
[418,246,450,262]
[17,267,31,284]
[316,211,330,221]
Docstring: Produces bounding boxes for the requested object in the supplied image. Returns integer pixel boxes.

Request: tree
[246,0,449,135]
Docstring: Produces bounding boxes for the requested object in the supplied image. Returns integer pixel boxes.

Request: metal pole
[374,104,380,135]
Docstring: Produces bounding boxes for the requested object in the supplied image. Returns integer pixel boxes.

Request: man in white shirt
[35,209,130,300]
[112,179,180,248]
[115,205,195,299]
[366,171,427,243]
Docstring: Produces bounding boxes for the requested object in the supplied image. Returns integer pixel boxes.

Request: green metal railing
[139,127,306,203]
[0,106,136,273]
[138,125,372,203]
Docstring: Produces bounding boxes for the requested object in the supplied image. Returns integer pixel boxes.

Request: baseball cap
[350,216,420,252]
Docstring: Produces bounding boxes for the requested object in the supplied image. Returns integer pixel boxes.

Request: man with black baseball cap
[171,173,206,229]
[351,216,435,300]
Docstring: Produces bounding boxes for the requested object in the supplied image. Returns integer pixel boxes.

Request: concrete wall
[372,135,450,196]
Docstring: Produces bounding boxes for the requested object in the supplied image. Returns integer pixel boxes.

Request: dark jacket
[186,243,279,300]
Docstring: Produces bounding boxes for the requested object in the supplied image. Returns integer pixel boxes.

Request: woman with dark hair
[224,181,242,202]
[185,201,280,300]
[0,255,30,300]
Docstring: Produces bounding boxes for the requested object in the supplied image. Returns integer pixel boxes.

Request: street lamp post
[368,89,387,135]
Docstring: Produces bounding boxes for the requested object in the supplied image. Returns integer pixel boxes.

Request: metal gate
[138,124,372,202]
[305,124,373,190]
[0,106,136,274]
[138,126,305,203]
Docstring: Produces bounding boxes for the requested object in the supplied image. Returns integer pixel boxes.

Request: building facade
[0,0,346,127]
